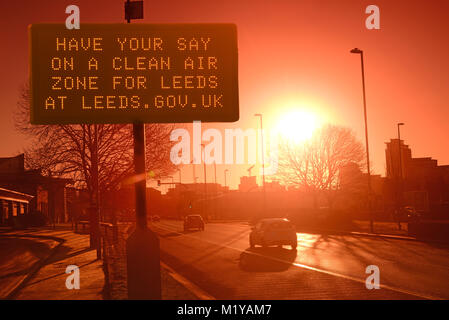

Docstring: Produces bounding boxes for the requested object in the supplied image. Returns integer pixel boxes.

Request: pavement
[151,219,449,300]
[1,227,104,300]
[0,232,60,299]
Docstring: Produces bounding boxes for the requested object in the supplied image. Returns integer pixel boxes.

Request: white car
[249,218,297,250]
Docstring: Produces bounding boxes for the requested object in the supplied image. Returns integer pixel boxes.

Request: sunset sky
[1,0,448,190]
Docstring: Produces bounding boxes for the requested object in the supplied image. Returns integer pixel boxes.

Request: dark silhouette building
[0,154,70,223]
[337,139,449,219]
[386,139,449,214]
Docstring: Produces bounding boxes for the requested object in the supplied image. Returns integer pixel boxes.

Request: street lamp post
[191,158,197,184]
[350,48,374,233]
[254,113,267,218]
[397,123,405,181]
[201,144,207,220]
[224,169,229,188]
[397,122,405,230]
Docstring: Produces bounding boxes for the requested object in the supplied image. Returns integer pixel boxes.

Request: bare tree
[15,85,177,205]
[276,124,365,209]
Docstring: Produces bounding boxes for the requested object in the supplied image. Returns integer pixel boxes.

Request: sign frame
[29,23,239,124]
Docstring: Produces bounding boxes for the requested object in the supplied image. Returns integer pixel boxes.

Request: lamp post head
[254,113,262,117]
[398,122,405,126]
[350,48,363,54]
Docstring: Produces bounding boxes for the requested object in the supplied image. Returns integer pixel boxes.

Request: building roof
[0,187,34,203]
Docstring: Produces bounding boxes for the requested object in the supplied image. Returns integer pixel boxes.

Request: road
[151,219,449,300]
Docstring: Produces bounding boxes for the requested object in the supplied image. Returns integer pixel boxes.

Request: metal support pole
[126,123,161,299]
[133,123,147,230]
[125,4,161,299]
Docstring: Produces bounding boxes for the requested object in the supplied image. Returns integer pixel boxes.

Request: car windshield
[267,220,292,230]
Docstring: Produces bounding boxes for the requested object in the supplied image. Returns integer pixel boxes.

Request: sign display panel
[29,23,239,124]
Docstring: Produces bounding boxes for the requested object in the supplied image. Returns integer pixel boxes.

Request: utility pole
[125,0,161,300]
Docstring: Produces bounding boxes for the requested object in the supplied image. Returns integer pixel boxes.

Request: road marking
[289,262,440,300]
[155,222,444,300]
[160,261,215,300]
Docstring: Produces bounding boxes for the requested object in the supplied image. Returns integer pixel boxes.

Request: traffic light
[157,180,161,186]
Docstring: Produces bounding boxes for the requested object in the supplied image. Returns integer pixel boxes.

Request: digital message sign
[29,23,239,124]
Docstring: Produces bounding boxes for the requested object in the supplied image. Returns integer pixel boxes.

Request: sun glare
[275,110,319,143]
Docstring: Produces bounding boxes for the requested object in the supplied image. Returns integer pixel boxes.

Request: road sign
[29,23,239,124]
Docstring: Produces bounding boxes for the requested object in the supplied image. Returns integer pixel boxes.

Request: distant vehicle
[152,215,160,222]
[249,218,297,250]
[184,215,205,231]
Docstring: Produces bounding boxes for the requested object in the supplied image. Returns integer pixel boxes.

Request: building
[338,162,385,218]
[238,175,258,192]
[0,187,34,226]
[337,139,449,219]
[265,180,286,192]
[386,139,449,215]
[0,154,70,223]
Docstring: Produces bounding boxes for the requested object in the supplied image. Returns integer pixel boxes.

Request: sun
[274,110,319,143]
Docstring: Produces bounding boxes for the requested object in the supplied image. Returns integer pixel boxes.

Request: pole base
[126,227,161,299]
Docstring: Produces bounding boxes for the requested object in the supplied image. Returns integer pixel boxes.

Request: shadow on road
[182,229,203,234]
[239,247,297,272]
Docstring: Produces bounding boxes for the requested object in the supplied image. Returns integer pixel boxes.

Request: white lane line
[289,262,441,300]
[155,223,445,300]
[161,261,216,300]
